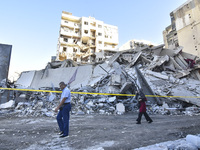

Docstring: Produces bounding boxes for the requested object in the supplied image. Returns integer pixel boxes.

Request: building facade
[56,11,118,63]
[163,0,200,58]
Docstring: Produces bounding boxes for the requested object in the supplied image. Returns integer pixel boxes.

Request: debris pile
[136,134,200,150]
[1,44,200,116]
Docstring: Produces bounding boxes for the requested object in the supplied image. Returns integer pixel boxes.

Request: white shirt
[60,87,71,103]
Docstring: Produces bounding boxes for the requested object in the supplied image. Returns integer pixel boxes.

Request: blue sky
[0,0,186,80]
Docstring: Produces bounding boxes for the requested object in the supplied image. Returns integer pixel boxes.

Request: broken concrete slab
[110,74,121,86]
[148,55,169,71]
[0,100,15,109]
[135,66,162,105]
[170,57,183,70]
[174,55,188,70]
[116,103,125,114]
[160,46,183,57]
[120,82,133,94]
[108,97,116,103]
[175,70,191,79]
[186,135,200,148]
[145,70,169,80]
[127,52,142,68]
[15,71,36,88]
[108,52,122,66]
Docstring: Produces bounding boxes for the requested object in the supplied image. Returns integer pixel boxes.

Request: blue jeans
[56,103,71,136]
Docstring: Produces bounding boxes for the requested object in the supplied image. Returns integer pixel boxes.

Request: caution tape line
[0,88,200,98]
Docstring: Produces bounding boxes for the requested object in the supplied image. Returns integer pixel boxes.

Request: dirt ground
[0,113,200,150]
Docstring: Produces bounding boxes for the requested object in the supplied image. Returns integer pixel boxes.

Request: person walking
[55,82,71,138]
[136,90,153,124]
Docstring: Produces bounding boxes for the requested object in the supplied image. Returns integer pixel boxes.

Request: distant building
[163,0,200,57]
[119,39,155,51]
[56,11,118,63]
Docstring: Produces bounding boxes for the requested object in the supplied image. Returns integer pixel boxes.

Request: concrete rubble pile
[68,44,200,115]
[107,44,200,115]
[136,134,200,150]
[14,92,58,117]
[1,44,200,116]
[0,90,58,117]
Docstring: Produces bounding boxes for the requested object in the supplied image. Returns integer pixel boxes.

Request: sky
[0,0,186,81]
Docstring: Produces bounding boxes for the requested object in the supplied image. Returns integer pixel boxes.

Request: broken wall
[0,44,12,104]
[0,44,12,82]
[17,63,111,90]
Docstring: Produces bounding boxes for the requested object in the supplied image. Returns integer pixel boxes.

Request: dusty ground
[0,113,200,150]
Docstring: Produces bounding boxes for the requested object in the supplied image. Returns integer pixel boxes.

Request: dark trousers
[136,112,152,123]
[57,103,71,136]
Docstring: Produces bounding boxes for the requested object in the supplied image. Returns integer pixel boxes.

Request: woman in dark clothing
[136,90,153,124]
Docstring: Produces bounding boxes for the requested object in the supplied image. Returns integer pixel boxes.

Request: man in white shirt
[55,81,71,138]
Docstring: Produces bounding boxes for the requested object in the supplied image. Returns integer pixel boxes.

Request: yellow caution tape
[0,87,200,98]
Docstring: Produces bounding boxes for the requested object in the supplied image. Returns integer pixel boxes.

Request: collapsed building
[1,43,200,117]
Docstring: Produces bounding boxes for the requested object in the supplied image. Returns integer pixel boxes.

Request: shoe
[58,131,64,135]
[148,120,153,123]
[59,135,68,138]
[136,122,141,124]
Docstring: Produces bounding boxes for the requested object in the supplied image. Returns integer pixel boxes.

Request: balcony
[61,20,80,29]
[60,28,81,37]
[62,13,80,22]
[104,44,117,51]
[60,38,80,47]
[104,37,118,45]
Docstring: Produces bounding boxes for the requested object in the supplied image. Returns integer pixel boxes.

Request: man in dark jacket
[136,90,153,124]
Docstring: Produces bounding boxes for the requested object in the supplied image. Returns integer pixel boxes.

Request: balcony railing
[60,28,81,37]
[61,20,80,29]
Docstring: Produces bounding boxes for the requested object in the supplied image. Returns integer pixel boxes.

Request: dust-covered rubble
[1,45,200,117]
[135,134,200,150]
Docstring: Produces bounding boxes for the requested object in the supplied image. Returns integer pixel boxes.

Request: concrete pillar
[0,44,12,82]
[0,44,12,104]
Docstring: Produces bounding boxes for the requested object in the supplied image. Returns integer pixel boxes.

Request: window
[98,41,102,44]
[82,41,87,45]
[64,38,68,42]
[75,29,79,33]
[84,30,88,34]
[65,21,68,23]
[98,25,102,28]
[63,47,67,52]
[98,32,102,36]
[73,48,77,52]
[105,35,108,38]
[84,21,88,25]
[73,39,78,44]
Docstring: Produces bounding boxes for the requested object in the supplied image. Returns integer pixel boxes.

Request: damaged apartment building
[163,0,200,58]
[56,11,118,63]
